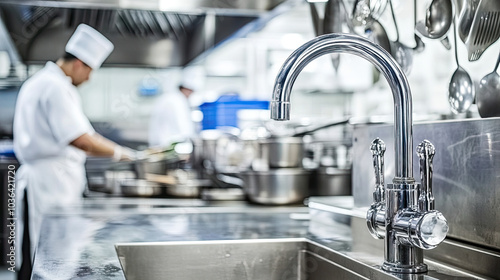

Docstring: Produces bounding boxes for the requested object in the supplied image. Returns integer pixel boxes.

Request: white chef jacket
[13,61,94,264]
[148,89,195,147]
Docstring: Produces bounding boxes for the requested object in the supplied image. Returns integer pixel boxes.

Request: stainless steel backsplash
[353,117,500,250]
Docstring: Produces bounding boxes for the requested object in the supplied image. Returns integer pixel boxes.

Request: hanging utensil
[413,0,425,53]
[323,0,344,71]
[448,18,475,114]
[415,0,452,51]
[457,0,479,43]
[308,0,325,36]
[351,0,388,27]
[440,36,451,50]
[388,0,413,75]
[309,0,347,72]
[415,0,452,39]
[351,0,392,55]
[476,50,500,117]
[458,0,500,61]
[365,19,392,54]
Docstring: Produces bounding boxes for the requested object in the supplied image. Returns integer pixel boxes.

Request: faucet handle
[370,138,386,203]
[417,140,435,211]
[395,210,448,250]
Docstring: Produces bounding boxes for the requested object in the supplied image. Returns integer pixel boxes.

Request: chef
[13,24,137,279]
[148,70,201,147]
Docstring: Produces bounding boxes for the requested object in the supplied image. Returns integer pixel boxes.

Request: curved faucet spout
[270,33,413,181]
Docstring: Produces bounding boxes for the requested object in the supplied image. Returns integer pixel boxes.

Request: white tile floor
[0,267,16,280]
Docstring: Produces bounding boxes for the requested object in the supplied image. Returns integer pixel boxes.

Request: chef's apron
[15,156,86,269]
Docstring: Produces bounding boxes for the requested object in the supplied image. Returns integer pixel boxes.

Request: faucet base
[382,262,428,274]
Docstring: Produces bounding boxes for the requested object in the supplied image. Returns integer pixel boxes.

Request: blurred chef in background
[148,68,203,147]
[13,24,138,280]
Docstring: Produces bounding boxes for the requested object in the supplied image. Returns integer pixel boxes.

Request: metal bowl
[239,168,311,205]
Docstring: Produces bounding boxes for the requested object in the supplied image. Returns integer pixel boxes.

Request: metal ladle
[415,0,452,38]
[415,0,452,50]
[448,19,475,114]
[476,50,500,118]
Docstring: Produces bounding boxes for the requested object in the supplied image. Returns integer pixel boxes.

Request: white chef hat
[180,66,205,91]
[65,24,114,69]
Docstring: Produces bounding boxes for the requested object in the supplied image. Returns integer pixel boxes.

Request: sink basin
[116,235,493,280]
[115,238,390,280]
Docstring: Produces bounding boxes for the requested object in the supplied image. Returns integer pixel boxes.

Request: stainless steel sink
[115,238,391,280]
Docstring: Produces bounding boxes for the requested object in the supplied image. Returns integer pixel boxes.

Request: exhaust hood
[0,0,296,68]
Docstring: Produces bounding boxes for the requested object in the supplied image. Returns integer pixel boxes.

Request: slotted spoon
[461,0,500,61]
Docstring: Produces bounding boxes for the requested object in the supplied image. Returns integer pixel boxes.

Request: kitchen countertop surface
[31,196,498,280]
[32,197,315,280]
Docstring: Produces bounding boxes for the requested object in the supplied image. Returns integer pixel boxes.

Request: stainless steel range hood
[0,0,295,68]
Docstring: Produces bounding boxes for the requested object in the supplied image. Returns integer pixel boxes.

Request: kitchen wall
[2,0,499,144]
[78,0,500,124]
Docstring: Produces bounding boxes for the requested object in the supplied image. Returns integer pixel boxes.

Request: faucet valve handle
[417,140,435,211]
[394,210,448,250]
[370,138,386,203]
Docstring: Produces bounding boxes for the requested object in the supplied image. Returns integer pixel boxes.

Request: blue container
[199,94,269,130]
[0,143,16,159]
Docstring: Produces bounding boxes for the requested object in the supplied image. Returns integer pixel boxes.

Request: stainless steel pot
[134,159,168,179]
[239,168,311,205]
[310,167,352,196]
[254,119,350,169]
[258,137,305,168]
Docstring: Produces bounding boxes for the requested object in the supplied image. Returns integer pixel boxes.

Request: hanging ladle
[415,0,452,50]
[448,18,475,114]
[415,0,452,38]
[476,50,500,118]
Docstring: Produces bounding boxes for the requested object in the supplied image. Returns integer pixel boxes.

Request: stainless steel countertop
[32,198,311,279]
[31,197,498,279]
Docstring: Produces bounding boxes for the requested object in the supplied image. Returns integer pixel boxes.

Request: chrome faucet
[270,33,448,274]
